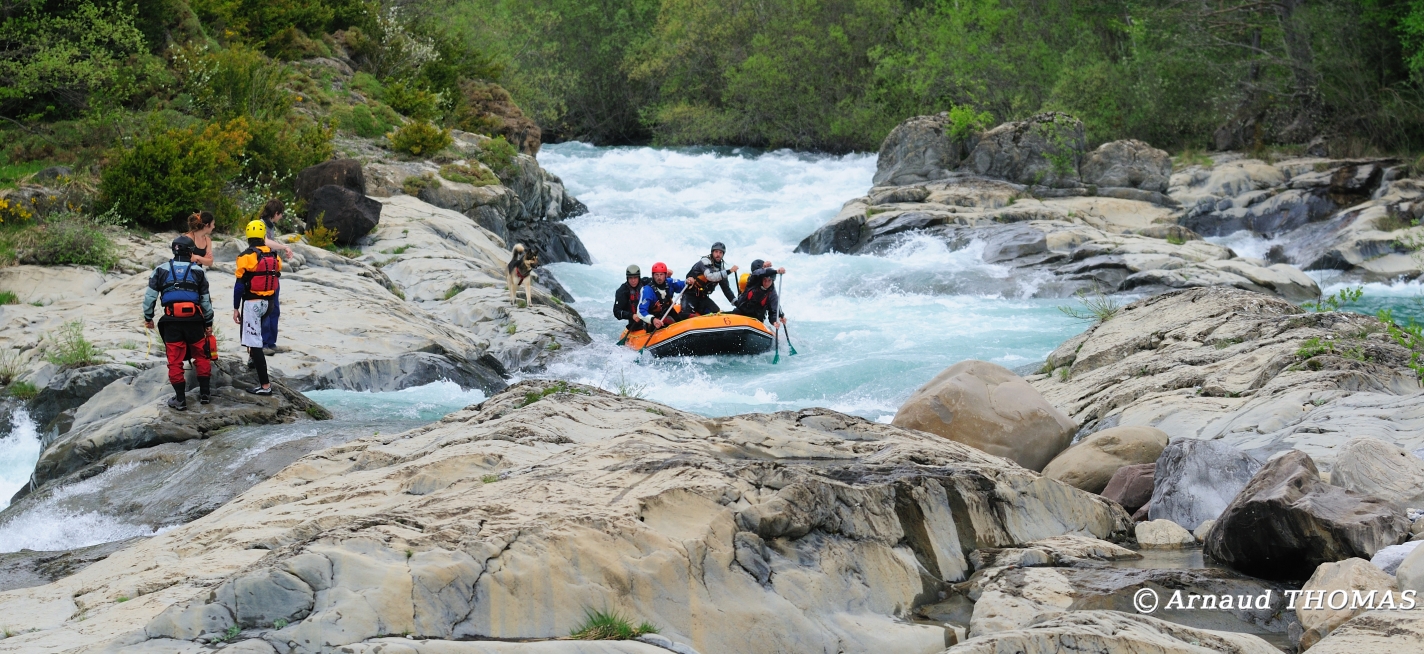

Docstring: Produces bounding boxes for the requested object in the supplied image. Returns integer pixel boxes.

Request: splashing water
[0,409,41,510]
[540,143,1089,419]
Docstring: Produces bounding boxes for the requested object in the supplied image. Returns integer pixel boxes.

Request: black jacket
[614,278,650,322]
[686,257,736,303]
[733,283,782,324]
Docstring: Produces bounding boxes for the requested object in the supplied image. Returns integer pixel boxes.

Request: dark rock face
[1204,450,1409,581]
[872,113,972,187]
[305,185,381,245]
[980,223,1048,263]
[963,112,1087,188]
[26,364,137,438]
[1149,439,1264,531]
[1101,462,1155,514]
[1081,140,1172,193]
[295,159,366,202]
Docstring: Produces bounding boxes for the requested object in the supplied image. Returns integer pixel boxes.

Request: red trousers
[161,322,212,385]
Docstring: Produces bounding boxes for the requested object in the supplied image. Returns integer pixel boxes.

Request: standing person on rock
[614,264,650,332]
[256,199,294,356]
[733,267,786,329]
[233,220,282,396]
[143,236,215,411]
[185,211,216,267]
[637,262,687,330]
[683,242,738,316]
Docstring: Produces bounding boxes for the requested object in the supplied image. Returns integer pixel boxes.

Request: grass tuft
[44,320,102,369]
[1057,288,1122,323]
[0,290,17,305]
[569,608,658,640]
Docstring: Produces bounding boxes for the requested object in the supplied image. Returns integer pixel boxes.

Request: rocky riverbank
[797,112,1422,300]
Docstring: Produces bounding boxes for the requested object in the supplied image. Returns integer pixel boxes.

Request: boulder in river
[1080,139,1172,193]
[1136,519,1195,549]
[304,184,381,245]
[963,112,1087,188]
[1100,462,1155,515]
[25,363,137,435]
[1330,436,1424,510]
[1295,558,1399,650]
[1149,438,1264,532]
[0,383,1131,652]
[872,112,973,187]
[893,360,1076,471]
[1041,425,1168,493]
[1204,450,1409,581]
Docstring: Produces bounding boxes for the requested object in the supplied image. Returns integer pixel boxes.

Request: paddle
[638,292,681,356]
[772,324,781,365]
[776,273,797,356]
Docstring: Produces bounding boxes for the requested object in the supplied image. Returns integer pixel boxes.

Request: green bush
[243,117,334,189]
[383,80,442,121]
[439,163,498,186]
[6,380,38,400]
[474,135,518,179]
[389,120,451,156]
[14,213,119,270]
[175,45,293,121]
[100,119,250,228]
[44,320,102,369]
[402,172,439,196]
[569,609,658,640]
[332,103,402,138]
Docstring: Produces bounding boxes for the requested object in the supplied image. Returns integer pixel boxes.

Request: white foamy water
[539,143,1088,419]
[0,382,485,553]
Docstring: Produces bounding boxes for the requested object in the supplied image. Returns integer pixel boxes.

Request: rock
[1032,287,1424,469]
[872,113,972,187]
[1296,558,1399,650]
[1397,540,1424,594]
[0,384,1131,652]
[963,112,1086,188]
[0,537,139,593]
[979,223,1047,263]
[946,610,1280,654]
[1101,462,1155,514]
[304,185,381,245]
[1081,139,1172,193]
[1136,519,1195,549]
[25,363,137,436]
[294,159,366,202]
[1193,519,1216,543]
[30,166,72,185]
[1369,541,1420,575]
[1042,425,1169,493]
[892,360,1076,471]
[1331,436,1424,509]
[1308,610,1424,654]
[1204,450,1409,581]
[1149,439,1264,532]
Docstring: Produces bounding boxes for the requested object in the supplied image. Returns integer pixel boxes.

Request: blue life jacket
[160,261,201,307]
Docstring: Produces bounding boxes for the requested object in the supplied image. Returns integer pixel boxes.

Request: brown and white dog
[506,243,538,306]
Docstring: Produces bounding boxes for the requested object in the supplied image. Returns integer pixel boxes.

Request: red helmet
[651,262,669,274]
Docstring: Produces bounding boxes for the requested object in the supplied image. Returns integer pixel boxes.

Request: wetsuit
[684,256,737,316]
[142,259,214,401]
[614,277,651,331]
[733,281,783,325]
[637,278,688,328]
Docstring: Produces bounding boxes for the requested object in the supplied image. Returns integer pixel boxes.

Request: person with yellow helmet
[255,199,292,354]
[233,218,282,395]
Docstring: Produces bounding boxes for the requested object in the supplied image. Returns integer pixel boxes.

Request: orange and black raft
[620,313,775,358]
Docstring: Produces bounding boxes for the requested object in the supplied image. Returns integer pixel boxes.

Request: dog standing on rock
[506,243,538,307]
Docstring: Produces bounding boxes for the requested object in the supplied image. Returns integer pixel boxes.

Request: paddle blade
[772,352,780,364]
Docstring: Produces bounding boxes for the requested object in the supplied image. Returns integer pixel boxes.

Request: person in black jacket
[613,264,650,331]
[733,267,786,328]
[683,242,738,316]
[142,235,215,410]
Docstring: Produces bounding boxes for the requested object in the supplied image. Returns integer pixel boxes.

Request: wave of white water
[540,143,1089,419]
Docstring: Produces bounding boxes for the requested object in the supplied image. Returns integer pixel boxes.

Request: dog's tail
[511,243,526,257]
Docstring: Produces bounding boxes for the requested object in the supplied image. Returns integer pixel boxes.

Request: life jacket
[648,282,676,316]
[686,257,725,298]
[243,248,281,294]
[161,261,202,318]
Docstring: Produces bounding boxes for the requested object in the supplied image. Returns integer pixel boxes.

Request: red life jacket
[244,249,281,294]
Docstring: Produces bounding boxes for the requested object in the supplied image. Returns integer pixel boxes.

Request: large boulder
[1136,519,1195,549]
[1204,450,1409,581]
[872,113,972,187]
[947,611,1279,654]
[1042,425,1169,493]
[294,158,365,202]
[1331,436,1424,509]
[963,112,1087,188]
[1149,439,1264,531]
[25,363,137,435]
[1397,541,1424,595]
[893,360,1076,471]
[1308,610,1424,654]
[1296,558,1398,650]
[1100,462,1155,514]
[305,185,382,245]
[1081,139,1172,193]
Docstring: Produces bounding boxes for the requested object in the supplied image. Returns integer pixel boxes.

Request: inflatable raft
[621,314,774,358]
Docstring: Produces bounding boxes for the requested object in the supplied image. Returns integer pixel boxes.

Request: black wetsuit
[614,277,651,331]
[684,256,736,316]
[733,283,782,325]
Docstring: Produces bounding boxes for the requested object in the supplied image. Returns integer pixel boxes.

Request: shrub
[0,197,35,225]
[473,136,518,179]
[100,119,250,228]
[14,213,119,270]
[1058,287,1122,323]
[383,80,442,121]
[569,609,658,640]
[175,45,293,121]
[264,26,331,61]
[44,320,102,369]
[243,117,334,189]
[0,348,22,385]
[6,380,38,400]
[1302,287,1364,312]
[946,105,993,140]
[402,172,439,196]
[304,215,337,249]
[439,163,497,186]
[332,103,402,138]
[389,120,451,156]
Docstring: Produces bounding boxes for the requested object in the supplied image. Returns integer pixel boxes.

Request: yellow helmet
[245,220,267,239]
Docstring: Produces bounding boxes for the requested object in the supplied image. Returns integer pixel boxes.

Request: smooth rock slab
[1043,425,1168,494]
[1149,438,1263,532]
[1204,450,1409,581]
[1296,558,1399,651]
[945,610,1280,654]
[1331,436,1424,509]
[1137,519,1195,549]
[1396,541,1424,595]
[1101,462,1155,514]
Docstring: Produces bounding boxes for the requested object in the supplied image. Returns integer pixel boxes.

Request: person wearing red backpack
[233,219,282,395]
[143,236,215,411]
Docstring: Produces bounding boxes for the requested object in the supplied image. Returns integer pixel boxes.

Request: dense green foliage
[100,118,249,228]
[433,0,1424,152]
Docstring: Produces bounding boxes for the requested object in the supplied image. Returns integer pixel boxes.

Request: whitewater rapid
[538,144,1091,419]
